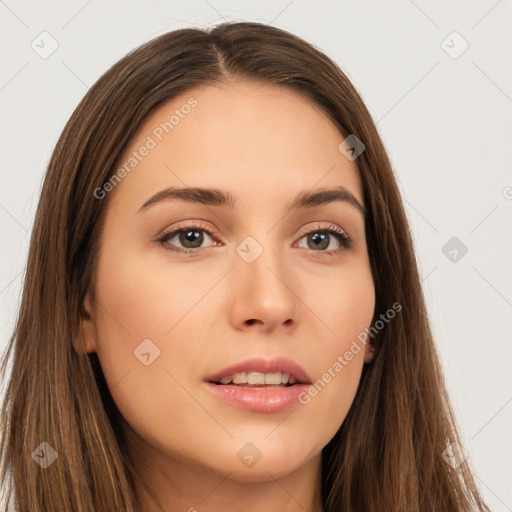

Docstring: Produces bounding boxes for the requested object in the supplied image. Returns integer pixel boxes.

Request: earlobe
[73,293,98,355]
[364,344,376,364]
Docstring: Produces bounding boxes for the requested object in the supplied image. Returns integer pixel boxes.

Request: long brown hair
[0,21,490,511]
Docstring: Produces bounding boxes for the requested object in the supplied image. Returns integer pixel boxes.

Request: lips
[205,357,312,386]
[204,357,312,413]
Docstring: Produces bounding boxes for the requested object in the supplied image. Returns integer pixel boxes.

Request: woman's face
[80,80,375,482]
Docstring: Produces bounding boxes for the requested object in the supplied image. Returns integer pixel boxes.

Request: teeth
[248,372,265,384]
[264,372,282,385]
[232,372,247,384]
[217,371,298,385]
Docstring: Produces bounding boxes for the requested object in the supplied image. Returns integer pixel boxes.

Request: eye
[155,221,352,255]
[295,223,352,254]
[156,222,220,254]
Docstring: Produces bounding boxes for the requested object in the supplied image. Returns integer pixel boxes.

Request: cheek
[92,231,221,348]
[304,255,375,349]
[89,239,216,420]
[89,251,209,456]
[296,263,375,434]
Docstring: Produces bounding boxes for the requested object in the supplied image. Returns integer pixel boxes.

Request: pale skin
[78,80,376,512]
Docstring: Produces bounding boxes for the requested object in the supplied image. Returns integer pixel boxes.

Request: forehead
[107,80,363,213]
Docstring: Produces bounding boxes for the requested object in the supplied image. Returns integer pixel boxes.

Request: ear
[73,292,98,355]
[363,342,376,364]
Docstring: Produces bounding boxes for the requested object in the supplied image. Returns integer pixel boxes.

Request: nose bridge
[230,232,298,331]
[240,238,284,295]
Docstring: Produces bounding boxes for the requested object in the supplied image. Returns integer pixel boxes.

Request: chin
[219,460,305,483]
[202,439,320,483]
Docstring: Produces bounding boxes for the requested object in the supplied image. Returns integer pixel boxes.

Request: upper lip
[205,357,312,384]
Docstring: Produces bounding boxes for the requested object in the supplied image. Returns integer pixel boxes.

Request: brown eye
[157,225,218,253]
[177,229,204,249]
[306,232,330,250]
[296,227,352,253]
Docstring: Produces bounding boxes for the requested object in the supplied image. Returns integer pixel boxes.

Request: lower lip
[204,382,309,413]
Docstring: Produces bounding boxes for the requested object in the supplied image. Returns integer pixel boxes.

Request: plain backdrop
[0,1,511,510]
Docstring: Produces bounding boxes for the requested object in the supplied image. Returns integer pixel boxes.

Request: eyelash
[155,221,353,256]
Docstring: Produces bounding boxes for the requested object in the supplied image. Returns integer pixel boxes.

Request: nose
[228,244,299,335]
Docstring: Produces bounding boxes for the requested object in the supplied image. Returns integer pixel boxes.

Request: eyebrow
[138,185,365,216]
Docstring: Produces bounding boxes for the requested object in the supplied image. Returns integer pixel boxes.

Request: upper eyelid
[157,220,217,239]
[296,222,347,236]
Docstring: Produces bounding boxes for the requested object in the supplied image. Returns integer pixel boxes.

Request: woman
[0,21,490,511]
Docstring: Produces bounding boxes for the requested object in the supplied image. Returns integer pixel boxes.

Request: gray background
[0,1,511,510]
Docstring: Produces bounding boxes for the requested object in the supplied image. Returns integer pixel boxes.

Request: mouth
[204,357,312,411]
[209,370,305,388]
[205,356,312,387]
